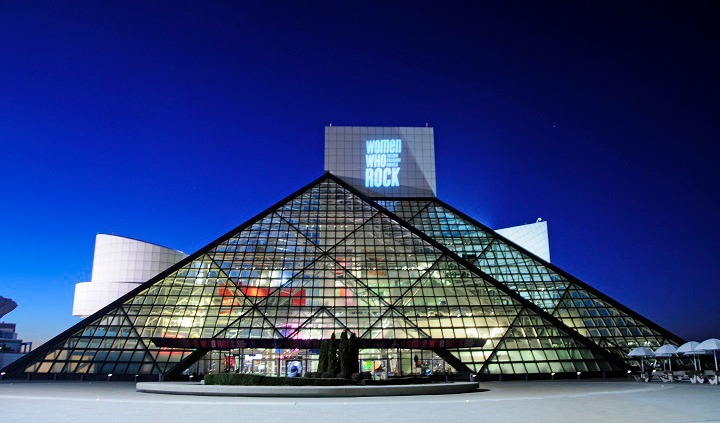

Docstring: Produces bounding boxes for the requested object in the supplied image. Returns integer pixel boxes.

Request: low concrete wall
[136,381,480,397]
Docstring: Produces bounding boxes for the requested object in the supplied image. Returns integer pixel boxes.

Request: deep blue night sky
[1,1,718,346]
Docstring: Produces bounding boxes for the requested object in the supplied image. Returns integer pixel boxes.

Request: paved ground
[2,379,719,423]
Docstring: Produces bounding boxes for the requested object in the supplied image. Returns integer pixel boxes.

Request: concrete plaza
[2,379,719,423]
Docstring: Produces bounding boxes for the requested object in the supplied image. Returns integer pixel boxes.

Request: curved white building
[73,235,187,317]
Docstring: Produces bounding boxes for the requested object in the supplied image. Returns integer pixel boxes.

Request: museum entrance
[189,348,305,377]
[158,337,483,379]
[186,347,453,379]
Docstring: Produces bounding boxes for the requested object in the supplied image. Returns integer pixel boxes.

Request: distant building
[0,297,31,370]
[73,235,187,317]
[0,296,17,318]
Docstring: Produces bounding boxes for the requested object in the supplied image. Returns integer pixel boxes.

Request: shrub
[339,330,349,376]
[361,377,432,386]
[321,371,334,379]
[328,333,339,376]
[349,332,359,374]
[205,373,265,386]
[429,371,449,382]
[351,372,361,382]
[205,373,353,386]
[317,338,329,374]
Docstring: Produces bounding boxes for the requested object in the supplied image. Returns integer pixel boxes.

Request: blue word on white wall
[365,139,402,188]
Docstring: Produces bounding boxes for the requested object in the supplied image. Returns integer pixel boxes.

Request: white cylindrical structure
[73,234,187,317]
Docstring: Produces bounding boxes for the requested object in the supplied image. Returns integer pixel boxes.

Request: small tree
[349,331,359,374]
[317,338,329,374]
[338,330,350,377]
[328,333,339,376]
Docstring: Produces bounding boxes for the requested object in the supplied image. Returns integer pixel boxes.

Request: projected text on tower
[365,138,401,188]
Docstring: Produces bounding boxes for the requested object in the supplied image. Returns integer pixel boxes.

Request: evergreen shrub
[204,373,353,386]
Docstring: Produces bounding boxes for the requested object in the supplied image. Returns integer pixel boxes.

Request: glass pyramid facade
[2,173,682,380]
[378,199,684,362]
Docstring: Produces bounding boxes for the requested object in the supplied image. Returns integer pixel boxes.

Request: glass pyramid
[377,199,684,361]
[4,173,676,380]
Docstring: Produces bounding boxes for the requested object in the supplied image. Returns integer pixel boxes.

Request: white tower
[73,234,187,317]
